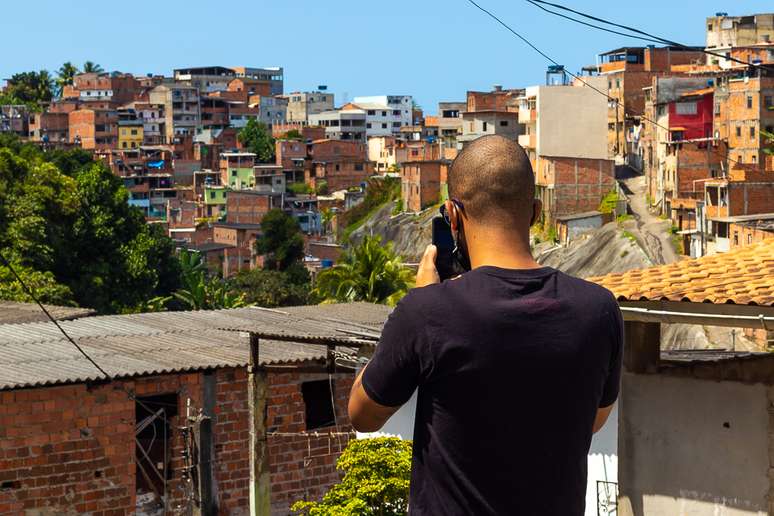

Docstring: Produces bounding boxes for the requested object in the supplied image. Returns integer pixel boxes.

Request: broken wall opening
[135,393,178,512]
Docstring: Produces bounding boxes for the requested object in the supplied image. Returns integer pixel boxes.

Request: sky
[2,1,773,113]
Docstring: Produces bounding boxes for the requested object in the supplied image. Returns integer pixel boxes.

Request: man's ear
[446,200,460,232]
[530,199,542,227]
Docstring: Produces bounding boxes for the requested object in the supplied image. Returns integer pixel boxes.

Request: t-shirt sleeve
[361,293,428,407]
[599,297,624,407]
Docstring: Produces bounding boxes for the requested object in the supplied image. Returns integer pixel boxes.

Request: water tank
[321,259,333,268]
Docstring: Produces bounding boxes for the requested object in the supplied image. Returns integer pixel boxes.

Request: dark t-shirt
[362,266,623,516]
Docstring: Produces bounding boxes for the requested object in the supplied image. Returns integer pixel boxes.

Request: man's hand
[416,244,440,288]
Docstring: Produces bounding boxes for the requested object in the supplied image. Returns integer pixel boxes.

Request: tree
[3,71,54,107]
[238,118,275,162]
[255,209,305,270]
[172,249,247,310]
[283,129,303,140]
[55,62,79,97]
[0,135,181,313]
[292,437,412,516]
[763,129,774,157]
[230,262,311,307]
[82,61,104,74]
[313,235,413,306]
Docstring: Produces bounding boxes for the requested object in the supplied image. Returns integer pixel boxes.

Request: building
[555,211,605,246]
[251,95,289,129]
[61,72,140,107]
[518,81,615,222]
[714,75,774,166]
[308,109,367,142]
[27,111,68,143]
[457,111,521,147]
[285,91,335,123]
[710,212,774,252]
[466,86,522,112]
[368,136,397,173]
[591,240,774,515]
[597,46,706,161]
[148,84,201,141]
[705,13,774,68]
[131,102,165,144]
[219,152,257,189]
[0,303,390,514]
[174,66,282,96]
[435,101,465,147]
[213,221,262,276]
[232,66,284,96]
[226,77,273,100]
[0,105,30,137]
[352,95,413,135]
[308,139,372,192]
[254,164,286,194]
[117,116,144,150]
[400,160,448,212]
[226,190,277,225]
[68,108,118,150]
[276,138,309,184]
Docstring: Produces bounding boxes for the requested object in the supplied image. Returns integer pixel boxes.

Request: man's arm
[592,404,614,434]
[348,365,401,432]
[347,245,440,433]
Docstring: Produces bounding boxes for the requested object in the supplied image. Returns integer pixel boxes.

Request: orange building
[68,109,118,149]
[401,160,449,212]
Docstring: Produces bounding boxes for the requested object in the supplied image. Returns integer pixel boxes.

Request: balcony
[518,133,535,149]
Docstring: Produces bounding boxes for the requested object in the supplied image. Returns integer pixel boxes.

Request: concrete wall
[618,373,770,516]
[536,83,608,159]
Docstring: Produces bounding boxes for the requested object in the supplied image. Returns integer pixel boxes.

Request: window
[301,380,336,430]
[382,123,387,129]
[231,170,237,176]
[736,126,741,137]
[500,120,509,127]
[393,110,401,116]
[392,122,400,128]
[733,232,739,246]
[354,163,364,171]
[367,110,375,116]
[335,164,340,171]
[616,79,620,89]
[608,81,612,90]
[210,191,215,199]
[131,129,138,135]
[366,123,371,128]
[608,123,615,131]
[483,122,488,131]
[748,234,753,245]
[750,126,756,138]
[382,111,387,116]
[121,142,127,148]
[675,102,697,115]
[707,23,713,31]
[747,96,753,109]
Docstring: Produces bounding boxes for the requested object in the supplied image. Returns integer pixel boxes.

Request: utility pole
[247,333,270,516]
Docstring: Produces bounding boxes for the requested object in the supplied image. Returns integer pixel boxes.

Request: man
[348,135,622,515]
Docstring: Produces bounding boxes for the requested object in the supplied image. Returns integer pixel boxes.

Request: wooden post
[247,333,270,516]
[623,321,661,374]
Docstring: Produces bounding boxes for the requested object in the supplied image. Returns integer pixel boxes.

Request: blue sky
[2,1,772,113]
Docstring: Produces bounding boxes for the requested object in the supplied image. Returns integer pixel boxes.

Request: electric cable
[464,0,748,167]
[526,0,774,71]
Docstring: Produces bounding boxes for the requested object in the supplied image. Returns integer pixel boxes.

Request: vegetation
[292,437,412,516]
[0,71,54,109]
[255,209,306,271]
[289,182,314,195]
[339,177,401,242]
[171,249,246,310]
[0,134,181,313]
[598,190,622,214]
[82,61,104,74]
[616,213,633,224]
[763,130,774,157]
[238,119,275,163]
[313,235,413,306]
[282,129,303,140]
[315,180,329,195]
[230,263,312,307]
[621,230,637,242]
[391,198,404,216]
[55,62,79,97]
[669,225,683,255]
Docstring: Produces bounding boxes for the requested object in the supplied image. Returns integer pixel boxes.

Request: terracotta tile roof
[590,240,774,305]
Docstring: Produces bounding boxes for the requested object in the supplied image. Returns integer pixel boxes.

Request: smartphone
[431,216,457,281]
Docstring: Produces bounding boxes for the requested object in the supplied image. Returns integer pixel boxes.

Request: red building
[668,88,714,141]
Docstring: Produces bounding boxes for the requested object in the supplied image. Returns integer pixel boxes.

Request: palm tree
[56,62,79,96]
[35,70,55,103]
[82,61,104,74]
[173,249,247,310]
[313,235,414,306]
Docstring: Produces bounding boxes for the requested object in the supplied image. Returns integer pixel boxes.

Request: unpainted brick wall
[543,157,616,219]
[0,366,354,516]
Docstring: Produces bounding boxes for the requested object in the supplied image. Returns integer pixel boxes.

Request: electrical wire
[463,0,748,167]
[526,0,774,71]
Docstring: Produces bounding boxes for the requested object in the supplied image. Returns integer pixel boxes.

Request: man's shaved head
[448,135,535,226]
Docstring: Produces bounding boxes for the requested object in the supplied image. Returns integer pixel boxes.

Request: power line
[526,0,774,71]
[463,0,745,167]
[0,251,110,378]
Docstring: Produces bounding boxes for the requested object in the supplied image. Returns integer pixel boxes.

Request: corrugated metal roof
[0,302,391,391]
[0,302,96,325]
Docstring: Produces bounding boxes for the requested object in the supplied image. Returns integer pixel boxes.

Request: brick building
[307,140,373,192]
[212,222,262,276]
[465,86,522,112]
[61,72,140,107]
[27,111,69,143]
[226,190,276,225]
[597,46,705,159]
[68,109,118,150]
[400,160,448,212]
[536,157,617,220]
[0,303,390,515]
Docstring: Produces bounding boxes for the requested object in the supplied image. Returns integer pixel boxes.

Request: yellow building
[118,120,144,149]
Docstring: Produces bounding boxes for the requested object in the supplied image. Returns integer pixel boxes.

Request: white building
[308,109,367,141]
[352,95,413,137]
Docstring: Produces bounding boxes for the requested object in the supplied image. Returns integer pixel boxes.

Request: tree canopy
[313,235,413,306]
[255,209,305,271]
[230,262,311,308]
[82,61,104,74]
[0,134,181,313]
[292,437,412,516]
[1,71,54,108]
[56,62,79,96]
[238,119,275,163]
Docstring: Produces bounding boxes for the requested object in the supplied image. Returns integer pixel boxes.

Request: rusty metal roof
[0,301,96,325]
[0,302,391,391]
